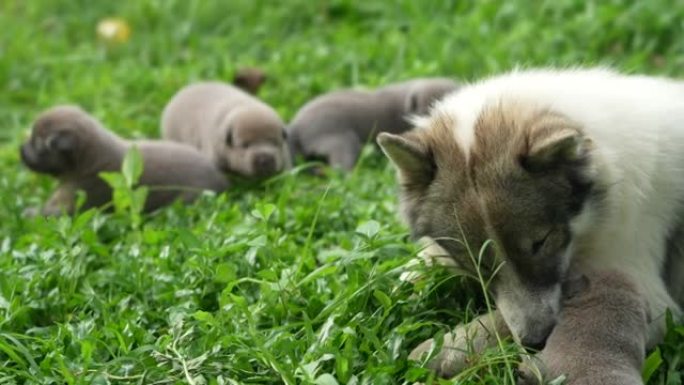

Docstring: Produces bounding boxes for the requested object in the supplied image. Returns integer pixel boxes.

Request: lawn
[1,0,684,384]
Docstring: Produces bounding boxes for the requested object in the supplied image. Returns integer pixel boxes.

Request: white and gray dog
[379,68,684,377]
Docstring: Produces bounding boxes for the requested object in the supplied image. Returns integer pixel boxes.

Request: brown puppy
[233,67,267,95]
[518,270,649,385]
[20,105,228,216]
[287,78,458,170]
[161,82,291,178]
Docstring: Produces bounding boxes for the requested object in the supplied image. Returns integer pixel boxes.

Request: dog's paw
[401,237,460,284]
[408,337,435,361]
[22,206,41,218]
[408,333,469,378]
[408,311,511,378]
[516,354,552,385]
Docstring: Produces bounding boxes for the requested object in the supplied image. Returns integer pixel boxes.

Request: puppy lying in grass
[20,105,228,216]
[287,78,458,170]
[162,82,291,178]
[518,270,649,385]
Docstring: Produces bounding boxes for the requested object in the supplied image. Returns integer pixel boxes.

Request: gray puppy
[161,82,291,178]
[287,78,459,170]
[518,270,650,385]
[20,105,228,216]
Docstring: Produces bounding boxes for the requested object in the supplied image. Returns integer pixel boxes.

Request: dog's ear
[225,125,234,147]
[523,128,590,172]
[405,91,420,115]
[46,131,77,152]
[377,132,434,185]
[561,273,590,300]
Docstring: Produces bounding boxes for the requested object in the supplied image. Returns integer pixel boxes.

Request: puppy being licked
[20,105,228,216]
[287,77,458,170]
[518,270,649,385]
[161,82,291,178]
[378,68,684,376]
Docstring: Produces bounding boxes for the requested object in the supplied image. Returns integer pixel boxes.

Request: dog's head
[378,99,601,347]
[217,105,291,178]
[20,105,105,177]
[405,79,460,116]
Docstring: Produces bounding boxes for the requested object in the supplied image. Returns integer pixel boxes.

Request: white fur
[432,68,684,346]
[446,87,486,155]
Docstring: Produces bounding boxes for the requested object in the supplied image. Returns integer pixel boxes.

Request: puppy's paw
[24,204,69,218]
[408,334,469,378]
[401,237,459,284]
[22,206,41,218]
[516,355,550,385]
[409,311,510,378]
[408,337,435,361]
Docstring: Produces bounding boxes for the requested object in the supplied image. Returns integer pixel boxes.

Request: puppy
[518,270,649,385]
[20,105,228,216]
[377,69,684,377]
[233,67,267,95]
[287,78,458,170]
[161,82,291,178]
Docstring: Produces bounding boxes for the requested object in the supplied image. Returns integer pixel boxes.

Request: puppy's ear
[377,132,434,185]
[46,131,77,152]
[405,92,419,115]
[561,273,590,300]
[225,126,234,147]
[522,128,590,172]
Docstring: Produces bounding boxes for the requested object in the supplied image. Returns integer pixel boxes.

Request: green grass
[2,0,684,383]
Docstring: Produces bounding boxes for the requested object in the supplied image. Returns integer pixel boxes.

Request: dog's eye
[282,130,288,140]
[531,229,553,255]
[46,132,76,152]
[225,133,233,146]
[32,137,45,151]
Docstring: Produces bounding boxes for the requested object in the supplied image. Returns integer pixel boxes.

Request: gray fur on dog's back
[162,82,290,178]
[162,82,253,149]
[288,77,458,170]
[518,270,649,385]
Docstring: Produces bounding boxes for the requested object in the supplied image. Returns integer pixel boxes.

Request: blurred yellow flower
[96,18,131,44]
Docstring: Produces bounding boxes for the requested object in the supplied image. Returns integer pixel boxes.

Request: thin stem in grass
[350,124,379,177]
[229,285,297,385]
[454,208,517,384]
[0,333,40,372]
[81,370,146,381]
[474,245,516,384]
[295,182,332,277]
[171,329,198,385]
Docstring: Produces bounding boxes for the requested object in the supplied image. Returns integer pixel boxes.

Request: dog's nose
[524,339,546,352]
[520,322,554,351]
[253,153,277,175]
